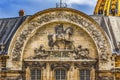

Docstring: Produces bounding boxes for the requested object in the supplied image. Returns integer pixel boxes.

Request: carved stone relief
[100,53,109,63]
[10,9,110,66]
[33,45,48,59]
[48,24,74,49]
[25,24,94,60]
[27,44,90,60]
[50,62,71,70]
[74,45,90,59]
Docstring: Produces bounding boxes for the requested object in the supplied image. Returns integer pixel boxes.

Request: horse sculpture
[48,24,74,49]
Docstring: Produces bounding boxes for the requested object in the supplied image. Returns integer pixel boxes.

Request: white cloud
[63,0,97,6]
[0,0,97,18]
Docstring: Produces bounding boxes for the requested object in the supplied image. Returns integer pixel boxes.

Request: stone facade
[0,8,120,80]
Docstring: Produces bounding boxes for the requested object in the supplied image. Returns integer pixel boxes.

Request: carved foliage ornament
[12,11,109,63]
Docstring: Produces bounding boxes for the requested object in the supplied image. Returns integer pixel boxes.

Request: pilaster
[46,63,50,80]
[25,67,30,80]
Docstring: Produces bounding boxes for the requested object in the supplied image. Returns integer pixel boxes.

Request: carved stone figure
[48,34,54,49]
[33,45,48,59]
[74,45,89,59]
[12,49,21,61]
[48,24,74,49]
[100,53,109,63]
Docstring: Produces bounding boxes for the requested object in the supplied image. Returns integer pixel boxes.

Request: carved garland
[12,11,109,63]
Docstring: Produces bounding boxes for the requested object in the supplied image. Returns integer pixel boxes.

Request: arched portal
[7,8,112,80]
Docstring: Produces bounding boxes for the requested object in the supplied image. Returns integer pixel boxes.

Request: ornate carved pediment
[11,11,109,62]
[25,24,91,60]
[8,8,111,70]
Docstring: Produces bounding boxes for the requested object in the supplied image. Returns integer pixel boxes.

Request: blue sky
[0,0,97,18]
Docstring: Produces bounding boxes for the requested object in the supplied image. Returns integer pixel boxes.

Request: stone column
[26,67,31,80]
[70,63,74,80]
[74,67,78,80]
[49,63,53,80]
[90,66,95,80]
[67,70,70,80]
[46,63,50,80]
[42,67,46,80]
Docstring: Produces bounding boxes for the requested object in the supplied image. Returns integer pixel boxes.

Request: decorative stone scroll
[50,62,71,70]
[74,62,94,68]
[11,9,110,65]
[24,62,46,69]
